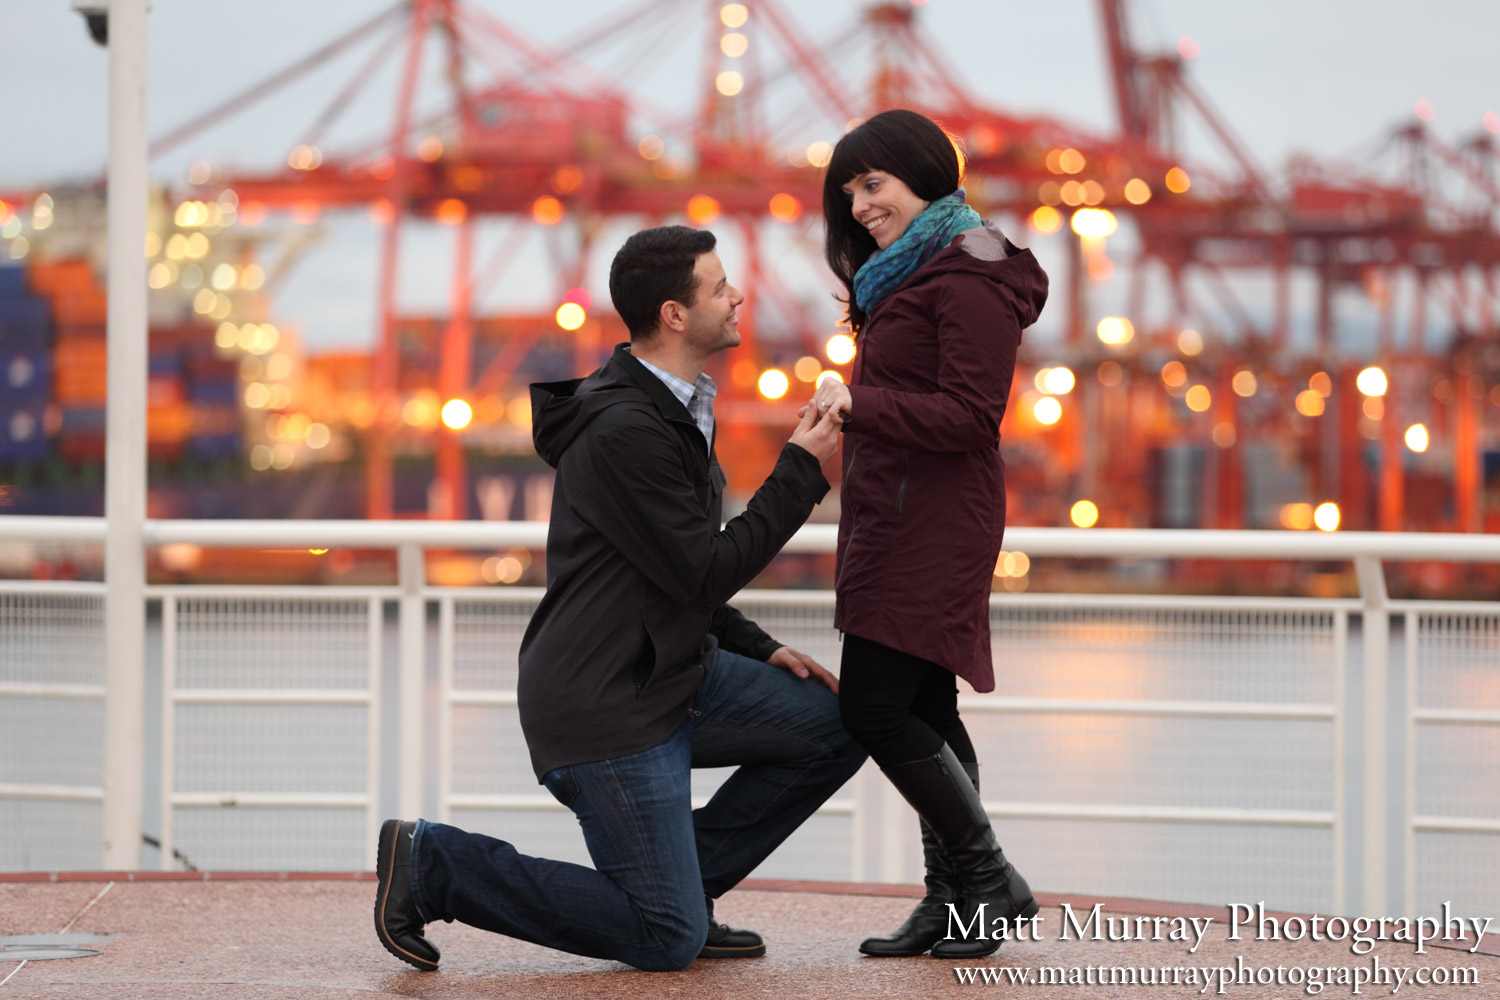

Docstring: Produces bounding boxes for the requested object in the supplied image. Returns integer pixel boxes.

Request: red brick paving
[1,875,1495,999]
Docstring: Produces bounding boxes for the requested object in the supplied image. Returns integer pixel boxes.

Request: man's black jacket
[517,343,830,780]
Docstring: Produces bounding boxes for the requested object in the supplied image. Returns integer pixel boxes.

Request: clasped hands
[786,376,851,465]
[801,378,852,425]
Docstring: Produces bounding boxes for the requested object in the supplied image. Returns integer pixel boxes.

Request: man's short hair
[608,226,717,341]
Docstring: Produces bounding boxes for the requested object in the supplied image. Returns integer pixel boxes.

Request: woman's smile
[844,170,931,250]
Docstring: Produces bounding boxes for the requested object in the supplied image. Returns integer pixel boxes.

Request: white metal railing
[1,516,1498,915]
[156,589,387,872]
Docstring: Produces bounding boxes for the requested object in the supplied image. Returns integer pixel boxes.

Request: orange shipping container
[148,401,193,443]
[148,374,183,406]
[54,372,108,404]
[28,260,98,297]
[52,294,108,326]
[189,405,239,436]
[53,333,106,365]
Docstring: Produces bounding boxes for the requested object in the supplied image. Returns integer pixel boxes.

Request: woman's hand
[798,377,852,424]
[767,645,839,693]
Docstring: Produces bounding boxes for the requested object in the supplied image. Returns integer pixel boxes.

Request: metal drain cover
[0,934,109,961]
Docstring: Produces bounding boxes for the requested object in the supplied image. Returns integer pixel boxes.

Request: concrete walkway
[2,874,1495,998]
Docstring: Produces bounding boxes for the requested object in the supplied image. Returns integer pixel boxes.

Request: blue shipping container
[60,406,107,433]
[187,381,239,405]
[187,432,241,460]
[0,404,52,461]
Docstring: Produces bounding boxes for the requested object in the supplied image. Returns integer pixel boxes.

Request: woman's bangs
[826,127,888,188]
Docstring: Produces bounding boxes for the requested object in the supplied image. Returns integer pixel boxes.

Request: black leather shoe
[375,819,440,971]
[699,919,766,959]
[699,898,765,959]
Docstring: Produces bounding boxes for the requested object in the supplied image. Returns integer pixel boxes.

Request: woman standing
[812,109,1048,959]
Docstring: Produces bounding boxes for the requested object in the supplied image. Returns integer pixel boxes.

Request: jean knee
[645,919,707,971]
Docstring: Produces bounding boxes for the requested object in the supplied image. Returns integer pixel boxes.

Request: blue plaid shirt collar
[631,352,717,453]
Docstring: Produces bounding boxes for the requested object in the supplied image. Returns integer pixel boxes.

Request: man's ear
[658,299,688,333]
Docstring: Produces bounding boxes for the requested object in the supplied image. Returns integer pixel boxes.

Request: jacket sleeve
[844,276,1021,452]
[710,604,782,662]
[571,411,830,611]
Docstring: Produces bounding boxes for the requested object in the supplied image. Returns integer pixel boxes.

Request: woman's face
[841,170,931,250]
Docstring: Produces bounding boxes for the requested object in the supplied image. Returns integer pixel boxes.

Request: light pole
[93,0,150,871]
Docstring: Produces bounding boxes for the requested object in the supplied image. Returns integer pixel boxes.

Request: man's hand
[787,396,842,466]
[767,645,839,694]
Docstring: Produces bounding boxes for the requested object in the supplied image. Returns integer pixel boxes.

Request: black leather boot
[880,745,1037,960]
[858,761,977,956]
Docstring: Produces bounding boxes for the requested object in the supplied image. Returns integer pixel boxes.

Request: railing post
[1354,555,1390,914]
[102,0,150,871]
[397,543,426,820]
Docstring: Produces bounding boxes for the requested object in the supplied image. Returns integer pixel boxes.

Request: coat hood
[900,221,1049,328]
[530,369,629,469]
[530,344,691,469]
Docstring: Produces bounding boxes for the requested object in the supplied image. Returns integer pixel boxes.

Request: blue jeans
[409,649,866,971]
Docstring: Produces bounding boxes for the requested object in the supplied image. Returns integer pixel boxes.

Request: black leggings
[837,633,977,770]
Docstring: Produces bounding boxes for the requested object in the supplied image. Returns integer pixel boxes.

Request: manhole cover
[0,934,110,962]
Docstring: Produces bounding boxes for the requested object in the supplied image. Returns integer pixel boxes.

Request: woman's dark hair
[821,109,963,332]
[609,225,718,341]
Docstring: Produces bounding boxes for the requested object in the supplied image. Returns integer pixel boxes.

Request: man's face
[680,251,743,355]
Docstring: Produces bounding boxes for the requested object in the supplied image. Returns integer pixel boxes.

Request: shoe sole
[859,942,938,957]
[698,944,767,959]
[929,897,1040,959]
[375,819,440,972]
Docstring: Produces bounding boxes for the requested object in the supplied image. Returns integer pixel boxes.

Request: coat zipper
[833,440,859,591]
[895,450,909,516]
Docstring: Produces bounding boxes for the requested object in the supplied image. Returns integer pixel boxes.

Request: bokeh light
[826,334,856,364]
[1124,178,1152,205]
[1295,389,1326,417]
[1070,500,1099,528]
[758,368,789,400]
[1356,366,1388,397]
[1096,316,1134,345]
[441,399,473,431]
[1033,396,1062,425]
[1030,205,1062,234]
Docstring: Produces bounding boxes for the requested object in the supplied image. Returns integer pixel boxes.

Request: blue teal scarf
[852,189,981,314]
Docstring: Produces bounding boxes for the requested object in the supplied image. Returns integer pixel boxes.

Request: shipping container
[147,373,184,407]
[187,432,241,460]
[52,293,108,326]
[151,324,218,359]
[59,434,105,465]
[27,259,97,297]
[4,351,53,400]
[189,404,239,437]
[0,266,29,297]
[148,399,193,444]
[0,404,51,461]
[149,351,183,376]
[187,381,238,405]
[60,406,107,433]
[0,306,52,351]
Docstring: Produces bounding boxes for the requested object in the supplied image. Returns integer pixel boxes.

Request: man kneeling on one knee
[374,225,865,972]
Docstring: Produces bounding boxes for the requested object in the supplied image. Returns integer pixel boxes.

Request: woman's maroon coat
[835,223,1048,692]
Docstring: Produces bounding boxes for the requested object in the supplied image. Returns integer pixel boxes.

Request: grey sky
[3,0,1496,352]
